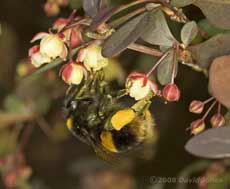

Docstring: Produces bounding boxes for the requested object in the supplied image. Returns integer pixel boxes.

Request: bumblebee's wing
[94,146,121,166]
[68,127,89,144]
[88,139,122,166]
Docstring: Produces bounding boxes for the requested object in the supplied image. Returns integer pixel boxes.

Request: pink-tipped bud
[61,61,87,85]
[57,0,69,7]
[162,83,180,102]
[189,100,204,114]
[53,18,69,31]
[69,27,83,48]
[4,171,17,187]
[190,119,206,135]
[210,113,225,128]
[44,1,60,16]
[0,159,5,168]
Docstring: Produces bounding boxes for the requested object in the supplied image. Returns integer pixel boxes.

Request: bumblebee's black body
[63,73,156,159]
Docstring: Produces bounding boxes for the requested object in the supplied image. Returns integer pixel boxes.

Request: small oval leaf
[157,49,178,85]
[102,12,149,57]
[83,0,101,17]
[141,10,176,47]
[171,0,195,7]
[198,19,230,38]
[181,21,198,47]
[189,33,230,68]
[194,0,230,29]
[185,127,230,159]
[225,110,230,125]
[91,6,118,30]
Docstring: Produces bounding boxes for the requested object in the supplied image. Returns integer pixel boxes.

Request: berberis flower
[29,45,51,67]
[61,61,87,85]
[53,15,83,48]
[31,32,68,60]
[77,44,109,71]
[126,72,158,101]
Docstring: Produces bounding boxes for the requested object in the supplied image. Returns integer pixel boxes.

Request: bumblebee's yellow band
[111,109,135,131]
[100,131,118,152]
[67,118,73,130]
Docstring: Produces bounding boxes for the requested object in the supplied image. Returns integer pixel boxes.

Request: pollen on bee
[66,118,73,130]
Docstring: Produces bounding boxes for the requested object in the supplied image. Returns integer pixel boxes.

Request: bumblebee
[63,73,157,161]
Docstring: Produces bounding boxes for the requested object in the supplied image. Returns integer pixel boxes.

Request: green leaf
[181,21,198,47]
[69,0,82,9]
[141,10,176,47]
[225,110,230,126]
[3,95,27,114]
[24,58,63,82]
[102,12,150,57]
[157,49,178,85]
[198,19,230,37]
[0,130,17,156]
[193,0,230,29]
[207,173,230,189]
[171,0,195,7]
[189,33,230,68]
[34,95,51,115]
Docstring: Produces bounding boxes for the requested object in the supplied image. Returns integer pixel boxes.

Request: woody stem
[202,100,217,120]
[128,43,163,57]
[218,103,221,114]
[203,96,215,104]
[110,7,147,28]
[170,44,179,84]
[146,50,170,77]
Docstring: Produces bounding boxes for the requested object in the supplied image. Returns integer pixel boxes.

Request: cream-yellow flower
[78,44,109,71]
[40,34,68,59]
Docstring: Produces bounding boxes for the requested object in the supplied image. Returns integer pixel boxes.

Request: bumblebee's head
[63,100,78,118]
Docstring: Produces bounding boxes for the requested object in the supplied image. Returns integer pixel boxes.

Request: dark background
[0,1,211,189]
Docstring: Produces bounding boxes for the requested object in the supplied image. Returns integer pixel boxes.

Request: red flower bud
[162,83,180,102]
[4,171,17,187]
[210,113,225,128]
[190,119,206,135]
[44,1,60,16]
[0,159,5,168]
[189,100,204,114]
[53,18,69,31]
[69,27,83,48]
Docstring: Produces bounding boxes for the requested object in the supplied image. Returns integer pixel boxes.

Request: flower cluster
[29,33,68,68]
[0,153,32,188]
[124,49,181,102]
[188,97,225,135]
[28,11,110,86]
[60,44,109,85]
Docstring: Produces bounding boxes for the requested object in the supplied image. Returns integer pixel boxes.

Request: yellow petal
[111,109,135,131]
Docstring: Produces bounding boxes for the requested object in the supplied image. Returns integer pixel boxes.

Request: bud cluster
[0,153,32,188]
[188,97,225,135]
